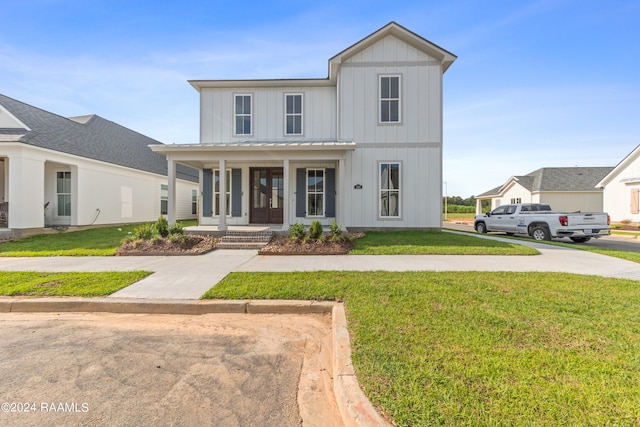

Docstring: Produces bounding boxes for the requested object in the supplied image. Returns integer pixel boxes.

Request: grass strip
[204,271,640,426]
[0,271,152,296]
[351,230,538,255]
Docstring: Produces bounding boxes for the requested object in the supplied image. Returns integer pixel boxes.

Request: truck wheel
[570,236,591,243]
[476,222,487,234]
[531,226,550,241]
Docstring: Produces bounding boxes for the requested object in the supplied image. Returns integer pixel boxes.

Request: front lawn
[0,220,197,256]
[0,271,152,296]
[204,271,640,426]
[351,230,538,255]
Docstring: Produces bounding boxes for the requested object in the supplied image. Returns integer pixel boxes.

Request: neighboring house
[596,144,640,222]
[152,22,456,230]
[0,94,198,236]
[475,167,613,214]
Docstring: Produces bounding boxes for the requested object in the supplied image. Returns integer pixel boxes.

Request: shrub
[289,222,306,242]
[309,221,323,239]
[169,222,184,236]
[168,233,189,244]
[133,223,155,240]
[330,220,343,242]
[155,216,169,237]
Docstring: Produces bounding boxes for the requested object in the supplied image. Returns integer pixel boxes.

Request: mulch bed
[258,234,362,255]
[115,235,220,256]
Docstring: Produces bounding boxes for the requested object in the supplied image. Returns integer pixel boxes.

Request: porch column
[218,159,227,231]
[282,159,290,229]
[167,159,177,225]
[338,158,346,229]
[476,198,482,215]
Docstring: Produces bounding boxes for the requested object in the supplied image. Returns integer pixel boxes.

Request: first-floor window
[192,189,198,215]
[57,171,71,216]
[160,184,168,215]
[380,162,400,217]
[214,170,231,216]
[307,169,324,217]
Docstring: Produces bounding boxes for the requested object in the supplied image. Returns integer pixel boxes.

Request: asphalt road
[0,312,340,427]
[445,222,640,252]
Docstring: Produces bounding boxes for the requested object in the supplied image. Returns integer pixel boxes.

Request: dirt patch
[259,233,364,255]
[115,235,219,256]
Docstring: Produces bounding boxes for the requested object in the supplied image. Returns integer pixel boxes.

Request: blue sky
[2,0,639,197]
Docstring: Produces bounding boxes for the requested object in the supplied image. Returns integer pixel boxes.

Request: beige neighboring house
[0,94,198,238]
[596,145,640,222]
[475,167,613,214]
[152,22,456,230]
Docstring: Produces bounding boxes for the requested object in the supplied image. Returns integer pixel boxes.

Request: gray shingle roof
[0,94,197,182]
[522,167,614,192]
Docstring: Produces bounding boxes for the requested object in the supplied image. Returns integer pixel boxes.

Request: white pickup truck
[473,203,610,242]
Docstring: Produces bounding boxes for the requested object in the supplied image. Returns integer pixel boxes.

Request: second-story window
[234,94,252,135]
[379,75,401,123]
[285,94,303,135]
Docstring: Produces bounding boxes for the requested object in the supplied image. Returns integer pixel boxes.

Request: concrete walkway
[0,232,639,300]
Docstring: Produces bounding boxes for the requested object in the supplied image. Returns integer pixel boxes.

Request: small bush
[289,222,306,242]
[621,219,632,225]
[309,220,323,239]
[155,216,169,237]
[330,220,343,242]
[169,222,184,236]
[168,233,189,244]
[133,223,155,240]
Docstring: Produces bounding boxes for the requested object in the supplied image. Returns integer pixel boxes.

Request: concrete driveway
[0,312,341,427]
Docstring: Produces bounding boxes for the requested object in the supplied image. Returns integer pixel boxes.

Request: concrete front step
[218,230,273,250]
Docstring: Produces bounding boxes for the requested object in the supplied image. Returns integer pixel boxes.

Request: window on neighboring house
[192,189,198,215]
[234,94,252,135]
[160,184,168,215]
[379,75,401,123]
[285,94,303,135]
[511,198,522,204]
[380,162,400,217]
[307,169,324,217]
[214,170,231,216]
[56,171,71,217]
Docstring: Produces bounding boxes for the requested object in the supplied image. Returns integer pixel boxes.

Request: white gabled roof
[189,21,456,91]
[596,144,640,188]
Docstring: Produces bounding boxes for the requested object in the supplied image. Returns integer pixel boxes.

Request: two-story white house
[153,22,456,230]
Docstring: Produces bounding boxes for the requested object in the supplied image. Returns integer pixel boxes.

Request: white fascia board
[189,78,333,91]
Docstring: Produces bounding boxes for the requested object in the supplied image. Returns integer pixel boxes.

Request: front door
[250,168,283,224]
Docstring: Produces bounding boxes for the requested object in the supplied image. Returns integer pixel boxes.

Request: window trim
[214,169,232,217]
[378,75,401,124]
[307,168,325,218]
[379,162,401,218]
[56,170,72,217]
[233,93,253,136]
[284,93,303,136]
[160,184,168,215]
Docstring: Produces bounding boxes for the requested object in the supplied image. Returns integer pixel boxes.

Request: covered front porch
[151,141,356,230]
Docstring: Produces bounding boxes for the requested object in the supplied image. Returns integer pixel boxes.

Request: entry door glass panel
[271,171,283,209]
[253,169,267,209]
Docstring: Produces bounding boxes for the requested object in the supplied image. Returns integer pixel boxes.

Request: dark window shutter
[296,168,306,217]
[325,168,336,217]
[231,168,242,217]
[202,169,213,217]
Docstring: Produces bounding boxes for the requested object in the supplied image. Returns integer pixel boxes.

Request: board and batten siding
[342,145,441,228]
[338,34,443,144]
[200,86,337,143]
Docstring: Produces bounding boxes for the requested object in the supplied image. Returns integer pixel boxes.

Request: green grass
[0,220,197,256]
[0,271,152,296]
[351,230,539,255]
[204,271,640,426]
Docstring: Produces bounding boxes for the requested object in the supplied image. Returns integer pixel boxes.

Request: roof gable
[0,103,30,130]
[596,144,640,188]
[329,22,457,79]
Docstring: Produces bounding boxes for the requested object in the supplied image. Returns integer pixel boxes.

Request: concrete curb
[333,304,390,426]
[0,297,387,426]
